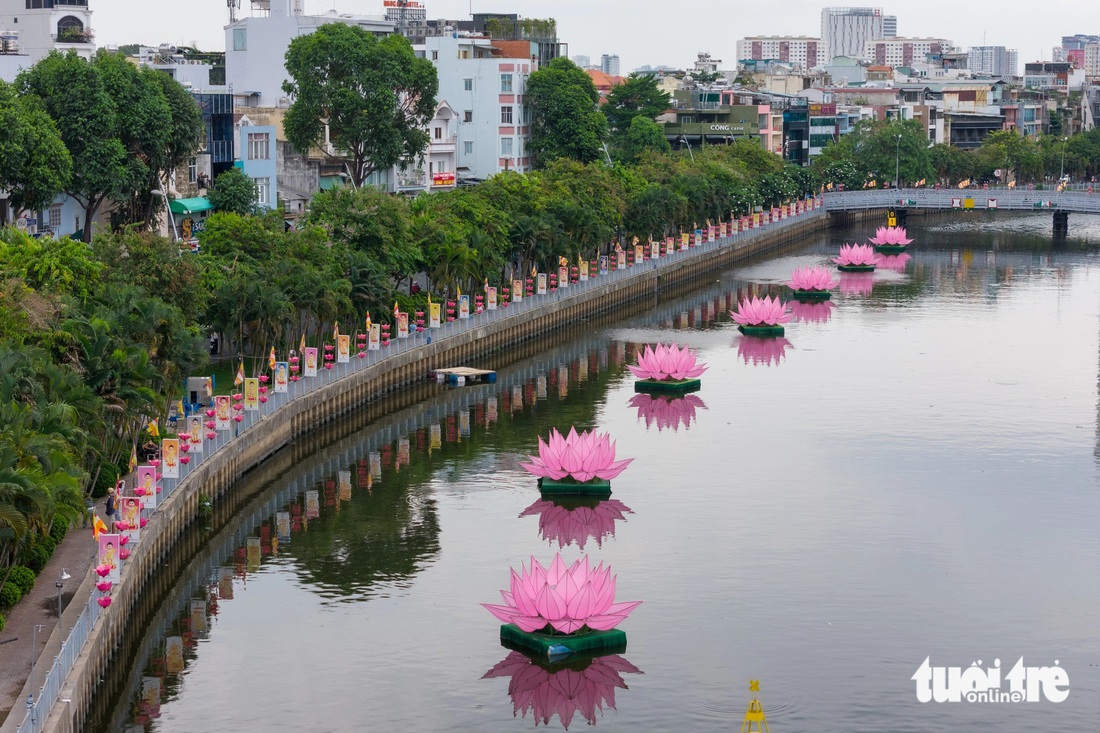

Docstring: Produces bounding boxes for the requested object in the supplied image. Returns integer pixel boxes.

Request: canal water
[99,214,1100,732]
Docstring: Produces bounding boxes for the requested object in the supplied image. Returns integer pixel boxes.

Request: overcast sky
[96,0,1091,72]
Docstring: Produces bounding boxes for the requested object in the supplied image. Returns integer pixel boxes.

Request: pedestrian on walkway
[105,487,120,527]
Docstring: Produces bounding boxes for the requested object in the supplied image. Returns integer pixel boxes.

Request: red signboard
[432,171,455,187]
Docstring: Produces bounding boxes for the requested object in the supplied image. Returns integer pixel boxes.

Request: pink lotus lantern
[786,266,839,301]
[519,499,633,550]
[180,456,190,465]
[155,472,162,480]
[874,253,912,272]
[324,352,334,361]
[357,351,366,358]
[838,272,875,296]
[119,548,131,560]
[867,225,913,252]
[290,375,300,382]
[95,565,111,578]
[259,375,269,383]
[133,487,146,497]
[483,652,642,730]
[733,335,793,366]
[520,427,633,490]
[205,408,216,417]
[139,518,148,528]
[98,597,112,608]
[324,362,334,369]
[324,344,334,352]
[232,403,243,411]
[627,393,707,432]
[788,299,836,324]
[96,581,113,593]
[206,431,218,439]
[119,532,131,543]
[730,295,792,336]
[156,485,162,493]
[149,459,161,467]
[179,442,190,453]
[233,414,244,423]
[258,386,268,394]
[626,343,707,383]
[833,243,877,271]
[205,420,216,429]
[482,553,642,634]
[259,395,268,403]
[290,355,299,364]
[231,393,242,401]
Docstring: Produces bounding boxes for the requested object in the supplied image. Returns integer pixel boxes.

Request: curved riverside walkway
[2,199,843,733]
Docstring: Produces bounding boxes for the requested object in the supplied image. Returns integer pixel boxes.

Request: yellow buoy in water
[739,679,770,733]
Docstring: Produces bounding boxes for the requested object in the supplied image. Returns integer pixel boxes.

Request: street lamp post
[894,133,902,190]
[55,569,70,619]
[677,136,695,163]
[1059,136,1068,182]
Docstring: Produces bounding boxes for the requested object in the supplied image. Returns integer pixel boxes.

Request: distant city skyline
[95,0,1094,74]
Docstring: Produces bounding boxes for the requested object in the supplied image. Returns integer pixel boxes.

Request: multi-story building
[0,0,93,80]
[882,15,897,38]
[600,54,620,76]
[735,36,821,70]
[863,37,952,67]
[967,46,1018,77]
[238,123,278,210]
[572,54,591,68]
[1084,44,1100,77]
[663,88,761,149]
[821,7,884,64]
[1024,61,1084,91]
[138,45,226,92]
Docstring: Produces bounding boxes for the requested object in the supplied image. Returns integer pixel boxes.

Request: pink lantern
[233,414,244,423]
[258,386,268,394]
[133,487,146,497]
[289,356,300,364]
[232,403,243,411]
[627,343,708,382]
[95,565,111,577]
[324,363,334,370]
[97,597,112,608]
[232,393,243,401]
[179,442,190,453]
[207,431,218,439]
[259,395,268,403]
[96,581,112,593]
[156,484,162,493]
[116,523,130,532]
[149,459,161,467]
[357,352,366,358]
[205,408,216,417]
[259,375,269,383]
[180,456,190,465]
[119,548,130,560]
[290,375,300,382]
[140,518,148,528]
[324,344,334,351]
[205,420,216,429]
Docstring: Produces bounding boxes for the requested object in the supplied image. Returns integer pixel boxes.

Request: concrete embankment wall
[42,207,882,733]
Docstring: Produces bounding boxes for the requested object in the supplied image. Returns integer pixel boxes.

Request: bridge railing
[823,188,1100,214]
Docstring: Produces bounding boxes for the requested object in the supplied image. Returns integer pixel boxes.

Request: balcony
[53,27,95,44]
[430,133,458,153]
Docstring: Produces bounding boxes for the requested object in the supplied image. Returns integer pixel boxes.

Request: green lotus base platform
[633,378,701,395]
[837,264,876,272]
[872,245,907,254]
[500,624,628,657]
[538,477,612,498]
[737,324,785,337]
[790,290,832,302]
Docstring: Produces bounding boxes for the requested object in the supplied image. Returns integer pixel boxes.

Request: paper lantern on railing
[118,532,130,542]
[232,393,243,401]
[180,456,190,465]
[95,565,111,577]
[207,431,218,439]
[324,363,334,370]
[140,518,148,528]
[149,459,161,467]
[232,403,243,411]
[258,386,268,394]
[155,472,162,480]
[357,351,366,358]
[290,375,299,382]
[98,597,112,608]
[259,375,269,383]
[234,414,244,423]
[179,442,190,453]
[205,408,216,417]
[324,344,334,352]
[259,395,268,403]
[96,581,112,593]
[156,484,162,493]
[119,548,130,560]
[205,420,216,429]
[133,487,146,497]
[289,356,300,364]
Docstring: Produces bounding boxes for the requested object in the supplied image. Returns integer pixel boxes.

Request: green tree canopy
[0,80,71,218]
[814,119,932,188]
[208,168,259,216]
[602,73,671,144]
[616,117,671,165]
[283,24,438,187]
[526,58,608,168]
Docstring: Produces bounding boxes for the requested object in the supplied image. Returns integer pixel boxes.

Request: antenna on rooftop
[227,0,240,23]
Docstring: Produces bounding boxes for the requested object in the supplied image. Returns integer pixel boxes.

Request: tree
[208,168,259,216]
[813,119,932,188]
[283,24,438,187]
[526,58,608,168]
[616,117,671,164]
[602,73,671,144]
[0,80,71,219]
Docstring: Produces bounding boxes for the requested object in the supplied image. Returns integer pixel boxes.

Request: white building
[736,36,821,70]
[967,46,1018,77]
[882,15,897,38]
[0,0,94,80]
[572,54,591,68]
[600,53,620,76]
[393,100,458,193]
[863,37,953,67]
[821,7,884,64]
[137,45,226,92]
[1085,44,1100,77]
[418,35,536,180]
[225,0,392,108]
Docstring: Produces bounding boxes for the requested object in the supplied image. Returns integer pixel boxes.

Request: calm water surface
[104,214,1100,732]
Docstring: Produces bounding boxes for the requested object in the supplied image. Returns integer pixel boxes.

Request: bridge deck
[823,188,1100,214]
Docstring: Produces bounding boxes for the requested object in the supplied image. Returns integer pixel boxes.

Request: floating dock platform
[429,366,497,384]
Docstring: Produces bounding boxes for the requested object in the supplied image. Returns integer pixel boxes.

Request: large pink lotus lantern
[788,299,836,324]
[627,393,706,432]
[482,651,642,730]
[868,225,913,253]
[838,272,875,296]
[519,499,633,550]
[834,243,877,272]
[874,253,912,272]
[733,336,793,366]
[483,554,642,637]
[730,295,792,336]
[787,266,839,301]
[520,427,633,495]
[626,344,707,392]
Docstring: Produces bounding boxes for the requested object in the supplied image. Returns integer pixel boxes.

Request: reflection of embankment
[90,334,633,731]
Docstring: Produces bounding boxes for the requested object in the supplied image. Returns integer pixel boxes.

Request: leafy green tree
[208,168,259,216]
[814,119,932,188]
[616,117,671,164]
[602,73,671,144]
[283,24,438,187]
[0,80,71,218]
[928,143,974,185]
[526,58,608,167]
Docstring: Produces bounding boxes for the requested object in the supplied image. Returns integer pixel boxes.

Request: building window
[48,205,62,229]
[463,110,472,123]
[188,157,197,183]
[434,127,442,140]
[233,28,247,51]
[521,105,529,125]
[501,137,513,156]
[501,106,513,124]
[463,78,473,91]
[254,177,270,205]
[431,50,438,60]
[500,73,513,92]
[464,141,473,155]
[247,132,270,160]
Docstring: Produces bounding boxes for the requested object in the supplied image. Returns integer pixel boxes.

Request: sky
[95,0,1093,73]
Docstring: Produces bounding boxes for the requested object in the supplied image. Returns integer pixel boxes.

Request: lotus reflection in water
[733,336,793,366]
[838,272,876,296]
[482,651,643,730]
[787,299,837,324]
[519,499,633,550]
[626,343,707,381]
[874,253,912,272]
[520,428,633,483]
[627,393,707,431]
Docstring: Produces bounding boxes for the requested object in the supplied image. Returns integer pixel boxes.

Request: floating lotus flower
[520,428,633,492]
[483,554,642,635]
[788,299,836,324]
[95,565,111,578]
[838,272,875,296]
[519,499,633,550]
[868,225,913,252]
[730,295,792,336]
[833,244,877,271]
[734,336,793,367]
[874,253,912,272]
[787,266,839,300]
[97,597,112,608]
[626,343,707,384]
[483,651,642,731]
[627,393,707,432]
[96,581,113,593]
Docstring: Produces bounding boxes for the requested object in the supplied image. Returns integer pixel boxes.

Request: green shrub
[40,536,58,554]
[0,613,5,634]
[8,566,36,595]
[0,583,22,609]
[23,543,52,573]
[49,520,68,543]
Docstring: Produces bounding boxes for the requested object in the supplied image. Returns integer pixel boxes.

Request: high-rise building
[821,7,884,64]
[882,15,897,38]
[600,54,620,77]
[863,37,953,67]
[968,46,1018,77]
[735,36,821,70]
[1061,34,1100,51]
[572,54,591,68]
[1085,44,1100,76]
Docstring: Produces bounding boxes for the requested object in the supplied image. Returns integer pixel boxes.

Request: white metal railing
[823,187,1100,214]
[15,200,826,733]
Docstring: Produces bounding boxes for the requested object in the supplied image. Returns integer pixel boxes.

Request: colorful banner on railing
[304,347,319,376]
[338,334,351,362]
[98,533,122,582]
[244,379,259,411]
[162,438,180,478]
[137,466,157,510]
[274,362,288,392]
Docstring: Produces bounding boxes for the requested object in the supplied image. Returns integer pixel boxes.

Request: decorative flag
[333,321,340,340]
[365,312,371,331]
[299,333,306,355]
[92,514,108,540]
[483,278,489,292]
[204,377,213,397]
[268,347,276,371]
[456,285,461,298]
[234,360,245,386]
[147,418,159,438]
[128,443,138,473]
[177,399,185,418]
